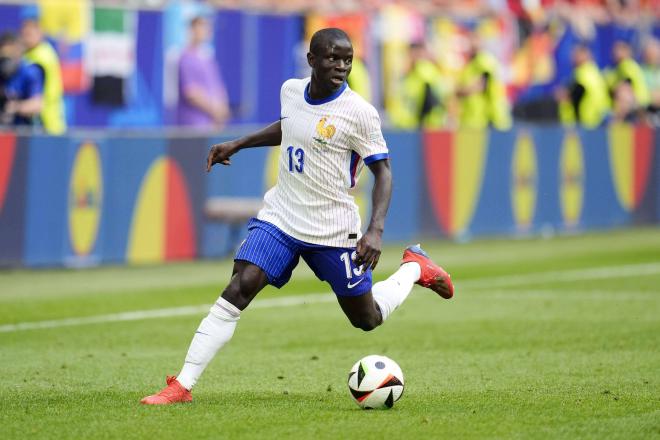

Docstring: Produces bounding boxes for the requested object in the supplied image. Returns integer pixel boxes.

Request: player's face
[309,38,353,93]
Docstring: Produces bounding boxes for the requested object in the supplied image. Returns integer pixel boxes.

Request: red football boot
[140,376,192,405]
[402,244,454,299]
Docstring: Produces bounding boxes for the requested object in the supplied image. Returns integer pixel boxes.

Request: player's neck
[308,81,340,101]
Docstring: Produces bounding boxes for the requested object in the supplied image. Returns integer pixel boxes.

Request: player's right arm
[206,120,282,171]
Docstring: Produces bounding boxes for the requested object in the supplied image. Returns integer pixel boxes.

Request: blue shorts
[235,218,372,297]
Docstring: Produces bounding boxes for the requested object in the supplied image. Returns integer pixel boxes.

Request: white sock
[372,262,421,321]
[177,297,241,390]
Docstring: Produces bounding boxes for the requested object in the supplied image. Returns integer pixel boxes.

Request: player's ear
[307,52,315,68]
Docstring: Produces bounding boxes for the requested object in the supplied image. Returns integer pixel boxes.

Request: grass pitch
[0,228,659,439]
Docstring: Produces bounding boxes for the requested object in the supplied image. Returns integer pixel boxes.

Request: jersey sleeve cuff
[363,153,389,165]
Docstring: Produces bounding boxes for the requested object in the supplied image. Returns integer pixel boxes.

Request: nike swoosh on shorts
[347,278,365,289]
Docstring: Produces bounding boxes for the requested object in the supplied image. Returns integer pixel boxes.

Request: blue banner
[2,124,658,267]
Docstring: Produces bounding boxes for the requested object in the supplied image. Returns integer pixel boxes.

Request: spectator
[606,40,650,122]
[640,38,660,122]
[556,44,610,128]
[20,9,66,134]
[177,15,230,130]
[456,34,511,130]
[0,32,43,129]
[388,42,445,129]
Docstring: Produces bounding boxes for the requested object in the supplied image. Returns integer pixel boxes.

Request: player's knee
[238,268,263,293]
[222,266,265,309]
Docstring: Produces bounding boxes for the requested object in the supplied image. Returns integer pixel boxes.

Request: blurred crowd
[0,0,659,133]
[383,30,660,131]
[372,0,660,129]
[0,9,65,134]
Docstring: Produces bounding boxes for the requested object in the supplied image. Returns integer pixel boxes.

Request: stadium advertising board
[68,141,103,263]
[0,124,657,267]
[511,131,538,232]
[0,133,28,266]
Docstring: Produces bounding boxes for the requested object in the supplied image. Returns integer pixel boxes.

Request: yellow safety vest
[611,59,650,107]
[559,61,610,128]
[457,52,511,130]
[24,41,66,134]
[388,59,444,129]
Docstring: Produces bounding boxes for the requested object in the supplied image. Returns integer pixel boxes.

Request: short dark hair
[309,28,351,55]
[0,32,18,48]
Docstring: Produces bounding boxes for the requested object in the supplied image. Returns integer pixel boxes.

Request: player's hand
[355,230,382,271]
[206,141,239,172]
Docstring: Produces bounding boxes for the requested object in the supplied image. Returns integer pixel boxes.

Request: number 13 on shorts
[340,251,365,279]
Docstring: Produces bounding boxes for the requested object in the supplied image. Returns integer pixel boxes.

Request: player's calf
[337,293,383,332]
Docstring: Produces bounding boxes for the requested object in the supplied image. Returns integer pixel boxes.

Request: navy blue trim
[349,151,361,188]
[304,81,347,105]
[363,153,389,165]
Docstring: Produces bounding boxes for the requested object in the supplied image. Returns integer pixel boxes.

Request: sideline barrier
[0,124,657,267]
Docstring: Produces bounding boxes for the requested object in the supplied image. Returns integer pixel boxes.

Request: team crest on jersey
[314,117,336,146]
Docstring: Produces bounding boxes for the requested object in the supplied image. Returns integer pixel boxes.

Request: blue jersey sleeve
[24,63,44,98]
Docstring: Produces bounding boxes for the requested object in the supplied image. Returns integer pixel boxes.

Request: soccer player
[141,28,454,405]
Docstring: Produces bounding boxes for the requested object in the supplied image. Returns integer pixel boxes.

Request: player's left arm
[355,159,392,271]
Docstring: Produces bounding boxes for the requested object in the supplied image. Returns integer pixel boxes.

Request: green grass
[0,228,659,439]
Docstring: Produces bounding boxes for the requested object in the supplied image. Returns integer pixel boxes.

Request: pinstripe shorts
[235,218,372,297]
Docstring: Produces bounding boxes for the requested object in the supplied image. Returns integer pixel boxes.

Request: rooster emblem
[314,117,336,145]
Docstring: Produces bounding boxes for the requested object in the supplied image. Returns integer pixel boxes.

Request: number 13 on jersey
[287,146,304,173]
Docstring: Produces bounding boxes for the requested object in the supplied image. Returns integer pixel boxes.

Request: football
[347,355,405,409]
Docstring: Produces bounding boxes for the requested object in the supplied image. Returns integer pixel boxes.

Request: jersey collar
[304,81,347,105]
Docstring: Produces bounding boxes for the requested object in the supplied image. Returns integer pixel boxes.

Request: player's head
[189,15,211,46]
[307,28,353,93]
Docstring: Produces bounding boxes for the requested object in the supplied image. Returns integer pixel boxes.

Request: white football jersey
[257,78,389,248]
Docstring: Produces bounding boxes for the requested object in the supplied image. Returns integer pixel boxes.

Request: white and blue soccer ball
[347,355,404,409]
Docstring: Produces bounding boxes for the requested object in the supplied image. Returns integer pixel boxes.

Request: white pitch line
[470,289,657,301]
[1,262,659,334]
[457,262,660,290]
[0,294,336,334]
